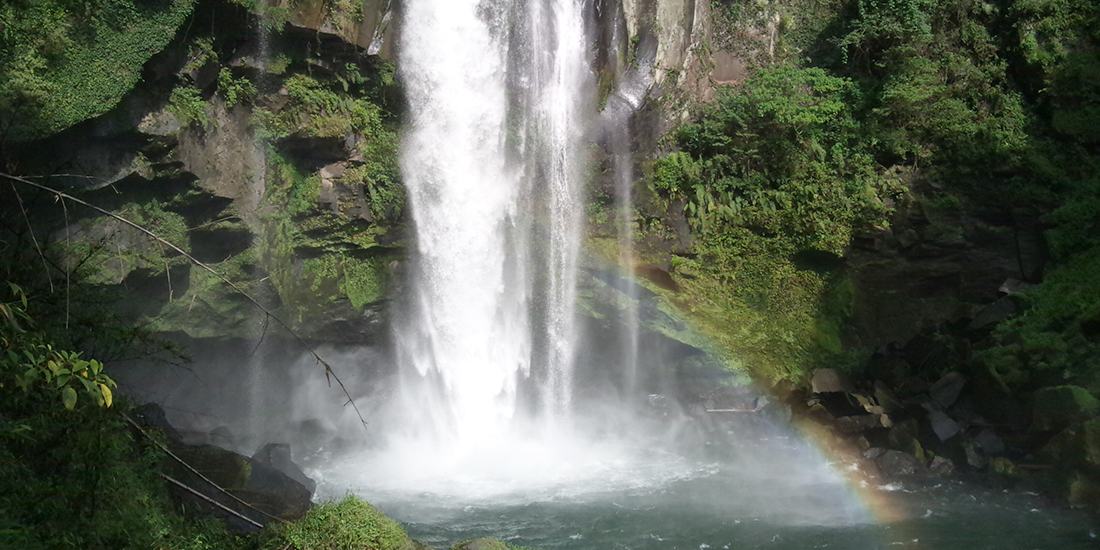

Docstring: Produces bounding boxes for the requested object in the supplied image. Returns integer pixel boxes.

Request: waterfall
[520,0,589,423]
[599,6,654,400]
[397,0,589,447]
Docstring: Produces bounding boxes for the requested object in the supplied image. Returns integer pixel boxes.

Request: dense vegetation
[0,0,196,142]
[651,0,1100,387]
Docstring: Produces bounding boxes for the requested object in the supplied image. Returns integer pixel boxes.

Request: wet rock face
[846,196,1037,350]
[252,443,317,493]
[277,0,396,58]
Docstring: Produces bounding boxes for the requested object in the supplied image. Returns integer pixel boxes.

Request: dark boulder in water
[875,449,926,477]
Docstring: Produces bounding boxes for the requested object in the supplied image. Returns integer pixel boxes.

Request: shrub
[283,496,409,550]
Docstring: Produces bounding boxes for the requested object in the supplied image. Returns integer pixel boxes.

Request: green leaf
[56,374,71,387]
[78,377,95,392]
[62,387,77,410]
[99,384,113,408]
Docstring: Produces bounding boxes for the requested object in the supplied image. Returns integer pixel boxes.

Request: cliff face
[1,0,1037,374]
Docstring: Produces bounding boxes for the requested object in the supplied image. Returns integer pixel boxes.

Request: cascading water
[393,0,588,447]
[521,0,589,424]
[599,2,651,398]
[396,0,531,446]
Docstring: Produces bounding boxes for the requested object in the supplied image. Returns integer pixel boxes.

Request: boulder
[168,442,314,522]
[929,456,956,475]
[974,429,1006,456]
[989,457,1020,478]
[968,297,1019,329]
[928,372,966,409]
[863,447,887,459]
[811,368,854,394]
[873,380,904,412]
[131,403,182,441]
[1031,386,1099,432]
[886,420,922,456]
[964,442,987,469]
[835,414,885,434]
[998,278,1036,295]
[1032,418,1100,469]
[252,443,316,494]
[875,450,925,477]
[927,411,962,441]
[1068,472,1100,508]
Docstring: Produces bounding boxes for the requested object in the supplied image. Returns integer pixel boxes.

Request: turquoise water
[313,425,1097,550]
[379,476,1096,550]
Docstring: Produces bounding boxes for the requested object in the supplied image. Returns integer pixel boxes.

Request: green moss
[255,74,394,140]
[284,496,409,550]
[167,86,210,129]
[585,229,831,383]
[0,0,196,141]
[301,254,387,309]
[449,538,510,550]
[984,245,1100,389]
[217,68,256,108]
[342,258,387,308]
[665,231,825,383]
[63,200,191,286]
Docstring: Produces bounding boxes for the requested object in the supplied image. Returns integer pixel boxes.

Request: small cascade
[598,7,656,399]
[246,15,273,444]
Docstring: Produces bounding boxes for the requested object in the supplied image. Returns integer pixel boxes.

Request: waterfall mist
[112,0,871,530]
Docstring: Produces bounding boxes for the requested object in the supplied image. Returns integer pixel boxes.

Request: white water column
[398,0,589,446]
[523,0,589,421]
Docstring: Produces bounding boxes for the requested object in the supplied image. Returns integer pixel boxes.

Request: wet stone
[876,450,925,477]
[974,429,1006,456]
[929,372,966,409]
[928,411,962,441]
[929,456,956,475]
[812,368,854,394]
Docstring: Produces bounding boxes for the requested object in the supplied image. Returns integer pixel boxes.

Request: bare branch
[162,475,266,529]
[123,413,289,526]
[8,183,53,292]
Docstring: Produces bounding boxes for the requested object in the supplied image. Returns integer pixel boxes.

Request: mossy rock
[989,457,1023,479]
[1031,385,1100,432]
[1068,471,1100,508]
[449,538,510,550]
[169,444,251,490]
[1031,418,1100,469]
[283,496,418,550]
